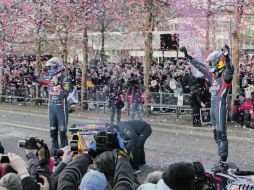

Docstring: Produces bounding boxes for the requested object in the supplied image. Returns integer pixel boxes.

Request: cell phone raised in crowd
[70,141,79,154]
[0,155,10,163]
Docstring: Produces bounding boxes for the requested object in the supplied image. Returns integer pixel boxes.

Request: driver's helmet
[45,57,64,76]
[206,51,225,73]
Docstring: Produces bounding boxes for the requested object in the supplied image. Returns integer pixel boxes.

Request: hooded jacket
[57,153,92,190]
[137,179,172,190]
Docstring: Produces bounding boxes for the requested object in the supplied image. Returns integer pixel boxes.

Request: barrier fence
[0,87,233,119]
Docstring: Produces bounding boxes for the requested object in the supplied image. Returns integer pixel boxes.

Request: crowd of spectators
[232,54,254,129]
[2,54,253,98]
[1,56,206,99]
[1,54,253,126]
[1,56,206,107]
[0,137,210,190]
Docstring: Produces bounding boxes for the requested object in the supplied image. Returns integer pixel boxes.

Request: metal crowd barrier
[0,88,194,118]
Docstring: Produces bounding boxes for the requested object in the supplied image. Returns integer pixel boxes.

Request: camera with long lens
[93,130,120,155]
[19,137,44,149]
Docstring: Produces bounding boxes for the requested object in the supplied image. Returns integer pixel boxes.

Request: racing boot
[59,130,68,148]
[211,160,229,173]
[50,127,59,150]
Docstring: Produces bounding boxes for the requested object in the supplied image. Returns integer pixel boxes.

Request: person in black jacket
[112,120,152,173]
[57,152,93,190]
[51,146,74,190]
[24,142,52,185]
[107,75,124,125]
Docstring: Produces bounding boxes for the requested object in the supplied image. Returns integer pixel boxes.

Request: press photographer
[19,137,52,184]
[57,129,134,190]
[127,75,145,120]
[0,152,50,190]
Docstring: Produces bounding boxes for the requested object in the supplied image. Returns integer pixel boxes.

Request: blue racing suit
[189,55,234,162]
[33,73,71,149]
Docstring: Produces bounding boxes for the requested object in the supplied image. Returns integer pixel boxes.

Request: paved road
[0,108,254,179]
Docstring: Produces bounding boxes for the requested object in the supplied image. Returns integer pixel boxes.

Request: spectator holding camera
[51,146,74,190]
[0,153,49,190]
[20,138,52,186]
[127,76,145,120]
[89,150,135,190]
[107,75,125,125]
[57,151,93,190]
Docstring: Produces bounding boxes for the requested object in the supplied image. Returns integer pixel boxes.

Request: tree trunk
[100,22,105,64]
[205,0,211,57]
[35,32,41,101]
[35,1,42,103]
[143,0,154,114]
[0,62,3,103]
[81,25,89,110]
[231,1,243,96]
[64,31,68,65]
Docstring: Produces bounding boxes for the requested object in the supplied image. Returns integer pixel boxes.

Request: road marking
[0,122,49,132]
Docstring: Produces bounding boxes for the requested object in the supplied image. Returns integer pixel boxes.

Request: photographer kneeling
[108,120,152,173]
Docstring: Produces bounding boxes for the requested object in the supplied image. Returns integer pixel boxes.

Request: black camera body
[35,168,46,184]
[94,131,120,155]
[0,155,10,163]
[51,149,64,157]
[19,137,44,149]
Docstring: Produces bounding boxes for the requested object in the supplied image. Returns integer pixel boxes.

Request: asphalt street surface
[0,106,254,181]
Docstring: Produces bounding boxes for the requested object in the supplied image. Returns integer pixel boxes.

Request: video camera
[51,149,64,157]
[19,137,44,149]
[92,130,121,155]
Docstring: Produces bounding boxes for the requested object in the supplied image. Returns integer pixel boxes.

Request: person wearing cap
[180,45,234,172]
[107,75,124,125]
[137,162,196,190]
[0,173,23,190]
[79,170,107,190]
